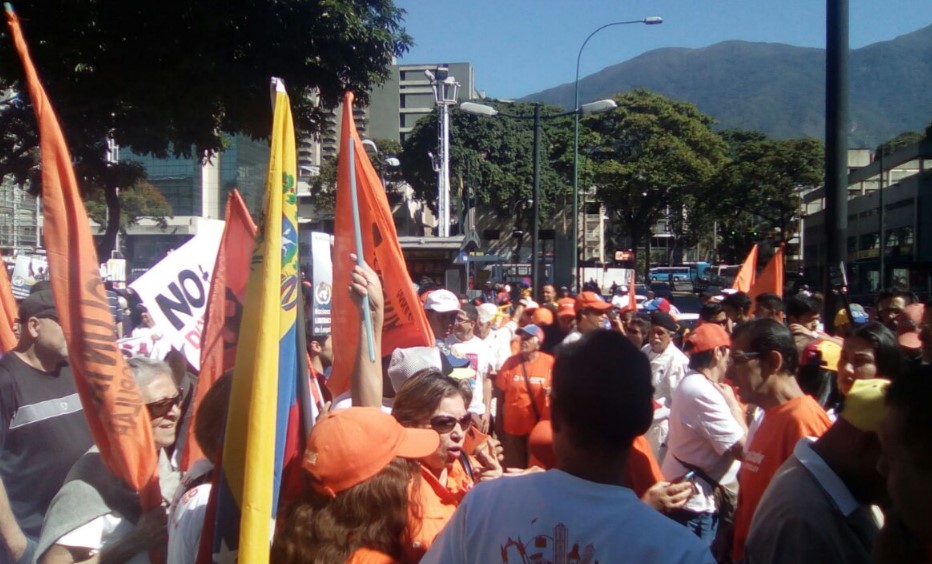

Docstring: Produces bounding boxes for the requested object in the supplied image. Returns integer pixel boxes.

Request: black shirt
[0,354,93,539]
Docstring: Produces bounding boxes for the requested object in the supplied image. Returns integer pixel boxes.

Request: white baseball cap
[387,347,442,392]
[423,289,462,313]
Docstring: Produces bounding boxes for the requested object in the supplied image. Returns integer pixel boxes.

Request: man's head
[624,316,651,349]
[423,289,462,340]
[129,356,181,450]
[541,284,556,304]
[516,324,544,357]
[785,294,821,331]
[754,292,785,322]
[648,311,679,354]
[555,298,576,332]
[550,331,653,460]
[721,291,752,325]
[894,303,924,357]
[18,290,68,365]
[876,289,912,331]
[475,303,498,339]
[879,366,932,543]
[574,291,612,334]
[729,318,799,406]
[699,302,728,328]
[308,334,333,368]
[685,323,731,375]
[452,304,478,342]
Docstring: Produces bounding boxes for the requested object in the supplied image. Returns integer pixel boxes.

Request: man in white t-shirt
[422,331,714,564]
[642,310,690,463]
[446,304,493,432]
[662,323,746,547]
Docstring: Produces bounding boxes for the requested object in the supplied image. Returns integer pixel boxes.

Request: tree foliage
[875,129,925,157]
[0,0,412,254]
[85,178,173,233]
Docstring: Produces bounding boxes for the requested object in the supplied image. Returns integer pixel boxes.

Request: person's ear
[764,349,784,374]
[26,317,41,339]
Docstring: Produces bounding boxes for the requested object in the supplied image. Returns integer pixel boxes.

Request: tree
[0,0,412,255]
[875,129,925,157]
[712,130,823,262]
[84,178,173,233]
[585,90,727,273]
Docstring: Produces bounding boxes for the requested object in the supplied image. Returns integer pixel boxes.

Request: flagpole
[295,291,314,432]
[348,135,377,362]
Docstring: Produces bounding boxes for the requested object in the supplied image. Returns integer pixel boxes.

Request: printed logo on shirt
[743,450,764,472]
[500,522,595,563]
[508,375,547,386]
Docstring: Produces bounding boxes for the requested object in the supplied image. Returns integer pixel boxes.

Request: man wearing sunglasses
[0,290,92,564]
[729,319,831,562]
[36,356,181,563]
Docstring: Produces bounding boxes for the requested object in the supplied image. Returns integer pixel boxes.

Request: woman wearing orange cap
[272,407,439,564]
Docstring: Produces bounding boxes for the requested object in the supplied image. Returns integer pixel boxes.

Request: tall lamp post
[361,139,401,190]
[426,67,460,237]
[462,99,616,295]
[572,16,662,290]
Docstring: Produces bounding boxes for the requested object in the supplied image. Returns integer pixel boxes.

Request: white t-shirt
[642,342,690,408]
[56,513,148,564]
[661,372,744,513]
[421,469,714,564]
[446,335,492,415]
[167,458,214,564]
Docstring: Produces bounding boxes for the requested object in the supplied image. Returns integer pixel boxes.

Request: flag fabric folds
[628,271,637,310]
[0,261,16,354]
[329,91,433,397]
[732,244,759,293]
[181,190,256,471]
[211,78,302,563]
[748,244,785,303]
[5,3,161,512]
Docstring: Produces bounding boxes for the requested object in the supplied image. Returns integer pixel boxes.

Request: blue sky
[395,0,932,99]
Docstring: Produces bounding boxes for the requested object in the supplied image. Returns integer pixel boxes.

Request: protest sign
[309,231,333,336]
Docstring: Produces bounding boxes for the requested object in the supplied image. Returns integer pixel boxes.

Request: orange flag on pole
[628,271,637,310]
[748,244,785,303]
[732,244,759,293]
[181,190,256,471]
[6,3,161,515]
[329,91,433,397]
[0,262,16,354]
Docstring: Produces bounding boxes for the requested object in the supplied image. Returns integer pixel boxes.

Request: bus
[648,266,691,284]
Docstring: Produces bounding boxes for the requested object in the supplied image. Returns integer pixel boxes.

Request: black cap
[19,290,58,322]
[649,310,678,333]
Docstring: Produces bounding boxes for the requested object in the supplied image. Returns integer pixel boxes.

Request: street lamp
[361,139,400,189]
[426,67,460,237]
[461,99,616,296]
[572,16,662,291]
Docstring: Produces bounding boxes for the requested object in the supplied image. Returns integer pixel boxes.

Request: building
[802,135,932,298]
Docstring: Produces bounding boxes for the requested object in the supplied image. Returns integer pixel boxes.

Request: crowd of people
[0,268,930,563]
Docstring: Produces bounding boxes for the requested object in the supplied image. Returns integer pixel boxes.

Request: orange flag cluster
[0,263,16,353]
[732,244,759,293]
[6,3,161,517]
[749,244,785,302]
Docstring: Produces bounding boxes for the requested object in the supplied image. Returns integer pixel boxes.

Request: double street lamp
[571,16,662,290]
[461,99,616,295]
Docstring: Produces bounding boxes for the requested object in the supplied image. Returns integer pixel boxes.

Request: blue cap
[516,324,544,340]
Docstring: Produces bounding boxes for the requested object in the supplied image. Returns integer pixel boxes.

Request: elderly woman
[391,370,502,557]
[36,357,181,564]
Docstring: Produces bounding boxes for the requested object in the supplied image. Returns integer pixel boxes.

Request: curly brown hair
[391,369,465,427]
[271,457,422,563]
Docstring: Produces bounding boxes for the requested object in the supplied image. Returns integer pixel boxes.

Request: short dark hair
[551,331,653,451]
[848,322,905,380]
[721,291,751,312]
[885,364,932,468]
[699,302,724,322]
[731,318,799,375]
[687,349,716,371]
[877,288,916,307]
[755,292,784,313]
[460,303,478,322]
[785,295,820,319]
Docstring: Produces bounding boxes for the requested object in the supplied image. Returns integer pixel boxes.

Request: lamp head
[644,16,663,25]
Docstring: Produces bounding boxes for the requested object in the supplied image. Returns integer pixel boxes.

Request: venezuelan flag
[211,78,301,563]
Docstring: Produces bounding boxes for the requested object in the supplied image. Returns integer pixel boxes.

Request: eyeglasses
[729,351,762,365]
[146,391,182,419]
[429,414,472,434]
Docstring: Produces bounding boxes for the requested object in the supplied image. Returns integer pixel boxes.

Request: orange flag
[6,5,161,514]
[732,244,759,293]
[748,244,785,303]
[0,262,16,353]
[628,270,637,310]
[181,190,256,470]
[329,91,433,397]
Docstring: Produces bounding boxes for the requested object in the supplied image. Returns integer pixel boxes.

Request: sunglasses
[146,392,182,419]
[729,351,762,365]
[429,414,472,434]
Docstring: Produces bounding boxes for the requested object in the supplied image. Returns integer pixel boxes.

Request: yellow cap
[841,378,890,432]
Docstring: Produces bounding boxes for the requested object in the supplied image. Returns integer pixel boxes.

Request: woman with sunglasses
[391,370,502,558]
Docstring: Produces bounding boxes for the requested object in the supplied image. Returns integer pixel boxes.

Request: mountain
[522,24,932,147]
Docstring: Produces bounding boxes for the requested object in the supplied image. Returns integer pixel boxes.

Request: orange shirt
[495,353,553,436]
[409,458,475,559]
[346,547,397,564]
[731,394,831,561]
[624,435,664,499]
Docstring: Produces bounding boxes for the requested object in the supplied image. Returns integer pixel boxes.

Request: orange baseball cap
[685,323,730,354]
[556,298,576,318]
[303,407,439,497]
[532,307,554,326]
[575,291,612,313]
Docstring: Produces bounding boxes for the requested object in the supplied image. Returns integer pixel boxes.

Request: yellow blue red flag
[210,78,301,563]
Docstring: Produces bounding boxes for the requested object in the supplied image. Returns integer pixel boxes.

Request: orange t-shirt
[409,458,475,559]
[731,394,831,561]
[347,547,397,564]
[495,353,553,436]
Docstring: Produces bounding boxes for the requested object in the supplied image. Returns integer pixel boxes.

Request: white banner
[129,220,224,370]
[10,254,48,299]
[309,232,333,336]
